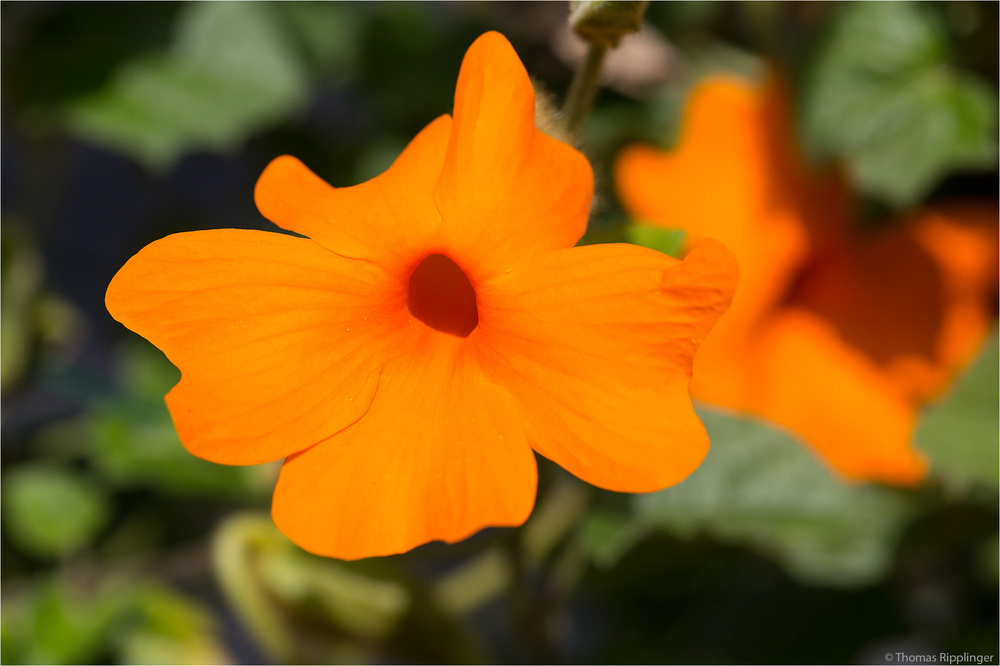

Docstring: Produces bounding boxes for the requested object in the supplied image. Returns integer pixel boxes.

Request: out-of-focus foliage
[63,3,314,169]
[1,226,45,390]
[115,583,232,665]
[86,343,276,499]
[3,464,110,559]
[582,408,914,587]
[622,224,686,258]
[1,578,231,665]
[3,579,120,665]
[916,329,1000,497]
[2,2,996,664]
[211,514,489,664]
[212,515,409,662]
[581,223,686,258]
[800,1,998,208]
[1,227,80,392]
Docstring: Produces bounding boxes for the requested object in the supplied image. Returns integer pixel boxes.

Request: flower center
[407,254,478,337]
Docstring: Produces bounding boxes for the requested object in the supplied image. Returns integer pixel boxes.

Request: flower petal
[106,229,406,465]
[753,309,928,485]
[434,32,593,281]
[614,79,828,408]
[474,240,739,492]
[614,75,847,251]
[254,115,452,267]
[615,71,997,488]
[272,329,537,560]
[696,205,996,486]
[906,203,999,397]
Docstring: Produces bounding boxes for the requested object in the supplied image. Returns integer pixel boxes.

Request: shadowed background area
[2,2,997,664]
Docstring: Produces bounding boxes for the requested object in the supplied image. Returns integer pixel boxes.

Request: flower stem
[562,42,608,139]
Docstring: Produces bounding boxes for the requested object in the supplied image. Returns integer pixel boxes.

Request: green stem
[562,42,609,138]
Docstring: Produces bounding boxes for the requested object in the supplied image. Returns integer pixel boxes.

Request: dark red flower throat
[408,254,479,337]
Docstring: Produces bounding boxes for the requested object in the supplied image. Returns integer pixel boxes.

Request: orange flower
[616,75,998,486]
[106,33,738,560]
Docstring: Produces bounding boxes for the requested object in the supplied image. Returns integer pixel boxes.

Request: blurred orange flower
[106,32,739,560]
[616,75,998,486]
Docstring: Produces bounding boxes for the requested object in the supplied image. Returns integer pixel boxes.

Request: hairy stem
[562,42,609,138]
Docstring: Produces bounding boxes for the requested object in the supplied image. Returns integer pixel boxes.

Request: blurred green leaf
[916,330,999,497]
[579,222,686,259]
[629,407,914,586]
[115,338,180,400]
[1,225,44,391]
[257,539,410,640]
[1,616,19,665]
[89,406,273,500]
[976,534,999,585]
[2,464,110,559]
[116,584,231,665]
[212,514,486,663]
[801,1,998,208]
[212,514,315,662]
[212,514,359,663]
[25,580,118,665]
[64,2,309,168]
[579,506,648,568]
[278,1,362,75]
[627,224,686,258]
[86,341,274,499]
[3,576,229,666]
[353,136,409,184]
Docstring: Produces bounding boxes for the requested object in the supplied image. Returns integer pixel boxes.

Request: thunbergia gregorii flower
[616,75,998,485]
[107,33,739,559]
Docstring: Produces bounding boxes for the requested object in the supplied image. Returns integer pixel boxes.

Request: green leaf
[579,222,686,259]
[1,615,21,666]
[2,464,110,559]
[115,339,180,401]
[915,330,999,497]
[579,507,649,568]
[211,514,401,663]
[278,1,362,74]
[633,407,915,587]
[626,223,686,258]
[25,580,118,665]
[257,541,410,640]
[89,407,272,500]
[87,341,274,499]
[4,575,228,666]
[210,514,485,664]
[801,1,998,208]
[116,584,231,665]
[1,226,44,391]
[64,2,309,168]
